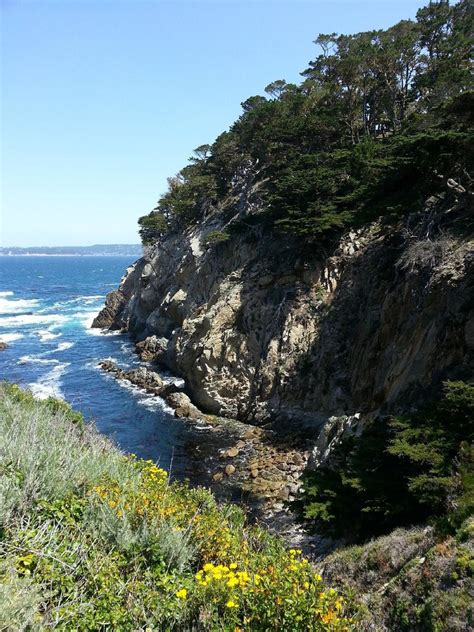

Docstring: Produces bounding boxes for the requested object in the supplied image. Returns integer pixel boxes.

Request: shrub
[0,383,354,630]
[295,381,474,542]
[203,229,230,246]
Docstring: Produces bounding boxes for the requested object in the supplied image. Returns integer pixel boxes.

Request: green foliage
[137,211,168,245]
[0,383,354,630]
[204,229,230,245]
[322,521,474,632]
[295,381,474,542]
[136,1,472,244]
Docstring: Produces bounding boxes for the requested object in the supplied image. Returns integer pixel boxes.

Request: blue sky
[2,0,429,246]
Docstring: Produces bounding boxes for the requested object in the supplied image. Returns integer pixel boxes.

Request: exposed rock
[165,392,205,420]
[225,446,240,458]
[98,360,206,419]
[309,413,363,468]
[0,342,8,351]
[225,464,236,476]
[91,290,126,329]
[127,367,163,389]
[92,260,144,329]
[96,193,473,432]
[135,335,169,363]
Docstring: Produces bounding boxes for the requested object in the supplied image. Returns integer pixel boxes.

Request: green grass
[0,383,353,631]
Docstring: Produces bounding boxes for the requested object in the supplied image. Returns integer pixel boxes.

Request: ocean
[0,256,208,479]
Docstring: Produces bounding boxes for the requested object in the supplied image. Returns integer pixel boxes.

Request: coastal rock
[99,360,165,392]
[0,342,8,351]
[165,392,205,420]
[127,367,164,389]
[92,260,144,329]
[96,192,474,429]
[135,335,169,363]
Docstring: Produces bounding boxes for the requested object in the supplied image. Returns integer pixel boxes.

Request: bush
[0,383,354,630]
[295,381,474,542]
[203,229,230,246]
[137,211,168,245]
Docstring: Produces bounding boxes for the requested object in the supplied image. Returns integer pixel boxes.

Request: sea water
[0,256,203,478]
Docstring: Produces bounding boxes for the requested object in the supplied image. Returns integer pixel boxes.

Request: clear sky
[1,0,429,247]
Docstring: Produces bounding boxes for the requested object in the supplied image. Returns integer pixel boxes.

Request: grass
[0,383,353,631]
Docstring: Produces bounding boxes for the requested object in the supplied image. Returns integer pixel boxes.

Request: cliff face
[95,188,474,427]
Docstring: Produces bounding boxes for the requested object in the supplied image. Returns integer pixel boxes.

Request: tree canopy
[138,0,473,244]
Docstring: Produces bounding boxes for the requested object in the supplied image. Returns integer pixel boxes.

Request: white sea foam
[18,355,60,365]
[35,329,62,342]
[79,295,104,301]
[101,370,175,414]
[56,341,74,351]
[86,326,122,337]
[29,362,70,400]
[0,313,67,328]
[138,395,174,414]
[74,310,100,329]
[161,375,185,388]
[0,297,40,314]
[0,332,24,343]
[0,291,14,297]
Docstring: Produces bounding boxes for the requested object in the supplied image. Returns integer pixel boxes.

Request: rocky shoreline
[98,354,333,556]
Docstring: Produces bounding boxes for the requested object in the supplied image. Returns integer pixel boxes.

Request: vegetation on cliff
[295,381,474,541]
[138,0,473,245]
[0,384,352,631]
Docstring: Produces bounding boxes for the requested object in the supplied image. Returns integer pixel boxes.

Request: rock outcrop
[93,190,474,429]
[98,359,207,420]
[92,261,145,329]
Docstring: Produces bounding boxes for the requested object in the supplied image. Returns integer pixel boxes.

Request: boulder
[135,335,169,363]
[126,367,164,390]
[166,392,203,419]
[91,290,126,329]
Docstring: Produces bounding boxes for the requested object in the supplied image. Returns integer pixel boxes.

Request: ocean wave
[79,295,104,301]
[0,332,24,343]
[35,329,62,342]
[0,297,40,314]
[0,291,14,297]
[73,310,100,329]
[113,378,175,414]
[161,375,185,388]
[18,355,60,365]
[138,394,175,414]
[0,314,68,328]
[86,326,122,337]
[29,362,70,400]
[44,296,105,311]
[56,341,75,351]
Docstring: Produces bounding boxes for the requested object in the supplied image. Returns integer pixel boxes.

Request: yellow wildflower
[176,588,187,600]
[226,599,238,608]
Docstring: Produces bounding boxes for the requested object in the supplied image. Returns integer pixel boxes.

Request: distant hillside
[0,244,143,256]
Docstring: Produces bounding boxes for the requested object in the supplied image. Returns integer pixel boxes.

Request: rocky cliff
[93,189,473,429]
